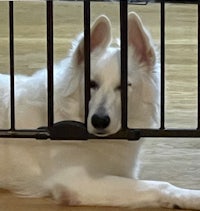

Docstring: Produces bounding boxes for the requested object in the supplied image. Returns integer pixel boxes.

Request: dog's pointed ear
[128,12,156,66]
[74,15,111,65]
[90,15,112,52]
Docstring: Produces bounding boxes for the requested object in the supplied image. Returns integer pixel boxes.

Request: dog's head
[72,12,158,137]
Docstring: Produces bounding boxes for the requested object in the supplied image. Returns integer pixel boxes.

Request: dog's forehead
[91,49,120,82]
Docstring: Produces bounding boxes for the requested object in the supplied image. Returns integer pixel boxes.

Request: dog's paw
[51,184,81,206]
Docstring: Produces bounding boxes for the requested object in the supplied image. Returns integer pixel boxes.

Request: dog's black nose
[91,114,110,129]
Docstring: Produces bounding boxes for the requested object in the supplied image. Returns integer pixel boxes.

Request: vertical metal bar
[84,0,90,127]
[120,0,128,130]
[198,2,200,129]
[160,0,165,129]
[46,1,54,128]
[9,1,15,131]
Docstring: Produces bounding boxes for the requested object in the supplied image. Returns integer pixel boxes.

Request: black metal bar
[160,0,165,129]
[1,127,200,140]
[133,128,200,138]
[152,0,199,3]
[0,129,49,139]
[198,2,200,129]
[56,0,198,3]
[46,1,54,128]
[120,0,128,130]
[84,0,91,127]
[9,1,15,131]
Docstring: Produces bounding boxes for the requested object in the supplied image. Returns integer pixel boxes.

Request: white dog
[0,12,200,209]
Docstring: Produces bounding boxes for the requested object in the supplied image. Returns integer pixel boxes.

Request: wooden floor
[0,190,188,211]
[0,1,200,211]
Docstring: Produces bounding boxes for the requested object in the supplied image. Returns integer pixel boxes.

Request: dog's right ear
[73,15,112,65]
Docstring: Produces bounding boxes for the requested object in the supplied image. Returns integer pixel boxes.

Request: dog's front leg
[47,170,200,209]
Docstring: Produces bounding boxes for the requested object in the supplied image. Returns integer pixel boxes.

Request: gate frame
[1,0,200,140]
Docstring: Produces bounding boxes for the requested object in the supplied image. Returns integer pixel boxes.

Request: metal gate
[1,0,200,140]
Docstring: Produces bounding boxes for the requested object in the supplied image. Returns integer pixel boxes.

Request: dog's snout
[91,114,110,129]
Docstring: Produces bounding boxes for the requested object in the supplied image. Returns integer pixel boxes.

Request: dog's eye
[90,80,98,90]
[115,83,132,91]
[115,85,121,91]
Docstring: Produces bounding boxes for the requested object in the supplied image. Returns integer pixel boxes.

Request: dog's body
[0,12,200,209]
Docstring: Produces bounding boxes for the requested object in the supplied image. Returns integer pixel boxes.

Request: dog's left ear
[90,15,112,52]
[74,15,111,65]
[128,12,156,66]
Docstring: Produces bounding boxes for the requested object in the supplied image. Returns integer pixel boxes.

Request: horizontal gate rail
[0,0,200,140]
[1,126,200,140]
[0,129,49,139]
[65,0,199,3]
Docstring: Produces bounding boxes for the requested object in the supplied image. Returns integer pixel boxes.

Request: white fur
[0,12,200,209]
